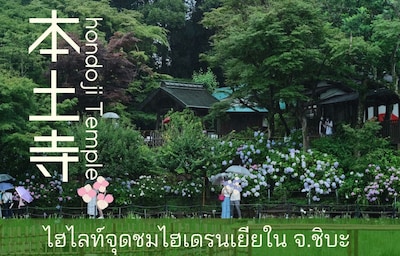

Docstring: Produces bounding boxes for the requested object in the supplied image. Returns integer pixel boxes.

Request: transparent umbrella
[225,165,251,176]
[102,112,120,119]
[209,173,229,185]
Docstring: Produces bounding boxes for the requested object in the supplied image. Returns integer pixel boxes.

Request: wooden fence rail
[2,202,397,220]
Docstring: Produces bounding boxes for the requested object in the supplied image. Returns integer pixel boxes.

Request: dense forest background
[1,0,400,207]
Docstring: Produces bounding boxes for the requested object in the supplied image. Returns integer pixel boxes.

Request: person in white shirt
[220,180,233,219]
[1,191,13,218]
[230,180,242,218]
[325,118,333,136]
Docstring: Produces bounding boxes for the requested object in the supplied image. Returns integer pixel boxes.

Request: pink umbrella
[15,186,33,203]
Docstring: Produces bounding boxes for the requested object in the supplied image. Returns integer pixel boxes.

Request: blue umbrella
[0,182,14,191]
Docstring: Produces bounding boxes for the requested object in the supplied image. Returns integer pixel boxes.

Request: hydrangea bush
[16,126,400,209]
[209,131,345,203]
[111,175,203,206]
[343,164,400,204]
[18,171,77,208]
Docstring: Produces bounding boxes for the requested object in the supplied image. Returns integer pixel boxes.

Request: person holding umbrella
[15,186,33,209]
[220,180,233,219]
[230,178,242,219]
[1,189,14,218]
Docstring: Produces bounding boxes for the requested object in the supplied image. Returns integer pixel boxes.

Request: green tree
[0,0,50,82]
[321,0,399,122]
[322,0,399,92]
[311,120,397,172]
[201,0,332,139]
[192,67,219,93]
[156,109,211,179]
[0,72,38,175]
[371,16,400,92]
[141,0,186,29]
[68,118,156,181]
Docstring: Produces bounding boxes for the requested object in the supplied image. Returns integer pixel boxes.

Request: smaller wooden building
[305,81,359,135]
[212,87,268,135]
[139,81,219,130]
[139,81,268,137]
[365,87,400,144]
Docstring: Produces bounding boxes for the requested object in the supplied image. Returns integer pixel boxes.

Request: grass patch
[0,218,399,255]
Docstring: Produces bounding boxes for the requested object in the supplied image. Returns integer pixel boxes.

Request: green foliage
[342,6,373,38]
[68,118,156,180]
[156,109,211,178]
[321,0,399,88]
[192,67,219,93]
[371,15,400,90]
[344,121,392,157]
[110,110,210,206]
[311,121,394,173]
[2,0,400,209]
[0,72,39,174]
[0,0,169,107]
[201,0,335,137]
[0,0,49,80]
[140,0,186,29]
[0,74,36,133]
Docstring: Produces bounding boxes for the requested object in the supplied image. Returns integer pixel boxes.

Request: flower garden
[10,112,400,218]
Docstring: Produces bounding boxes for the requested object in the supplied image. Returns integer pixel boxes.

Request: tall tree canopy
[201,0,399,140]
[0,72,39,174]
[202,0,335,137]
[0,0,170,177]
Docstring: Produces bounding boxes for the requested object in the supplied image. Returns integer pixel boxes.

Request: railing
[141,130,221,147]
[4,202,398,219]
[141,130,164,147]
[142,120,400,147]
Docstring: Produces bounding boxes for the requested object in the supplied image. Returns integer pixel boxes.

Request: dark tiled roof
[366,87,400,106]
[159,81,218,109]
